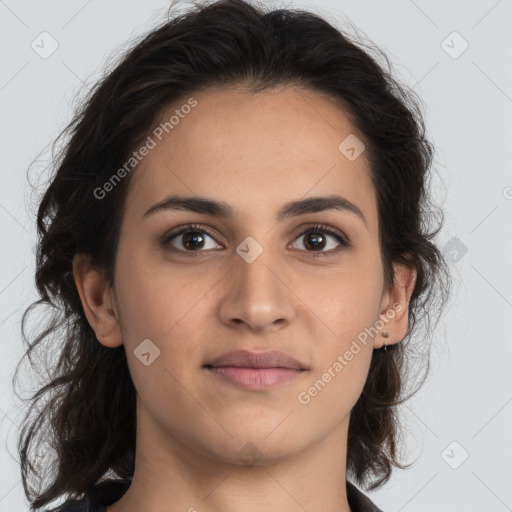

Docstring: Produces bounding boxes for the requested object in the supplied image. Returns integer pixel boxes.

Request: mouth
[203,350,308,391]
[203,349,307,370]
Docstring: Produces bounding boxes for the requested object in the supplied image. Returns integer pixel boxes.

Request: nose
[217,246,296,333]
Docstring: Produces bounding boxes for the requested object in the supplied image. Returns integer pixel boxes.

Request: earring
[381,331,389,351]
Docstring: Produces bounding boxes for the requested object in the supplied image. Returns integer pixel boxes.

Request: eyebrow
[142,194,367,226]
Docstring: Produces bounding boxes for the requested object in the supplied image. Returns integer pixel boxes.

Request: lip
[204,349,306,370]
[203,350,308,391]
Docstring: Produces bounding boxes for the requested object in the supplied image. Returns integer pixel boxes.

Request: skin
[73,84,416,512]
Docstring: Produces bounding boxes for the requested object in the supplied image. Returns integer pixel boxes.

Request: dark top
[46,478,384,512]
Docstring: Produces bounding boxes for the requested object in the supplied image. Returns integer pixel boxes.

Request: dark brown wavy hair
[14,0,451,509]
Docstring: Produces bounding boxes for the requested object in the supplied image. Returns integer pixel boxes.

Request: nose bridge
[218,234,295,331]
[236,245,279,297]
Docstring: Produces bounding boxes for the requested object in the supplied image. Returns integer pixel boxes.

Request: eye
[160,222,350,258]
[160,223,222,257]
[289,223,350,256]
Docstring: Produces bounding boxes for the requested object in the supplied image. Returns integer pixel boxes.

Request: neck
[107,406,353,512]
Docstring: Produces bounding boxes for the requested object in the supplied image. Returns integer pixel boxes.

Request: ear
[374,259,417,349]
[72,253,123,348]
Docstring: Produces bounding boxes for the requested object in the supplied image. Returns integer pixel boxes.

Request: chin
[198,429,304,467]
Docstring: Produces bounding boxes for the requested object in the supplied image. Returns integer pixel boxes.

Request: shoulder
[346,480,385,512]
[41,478,132,512]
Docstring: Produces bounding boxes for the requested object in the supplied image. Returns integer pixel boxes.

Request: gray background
[1,0,511,510]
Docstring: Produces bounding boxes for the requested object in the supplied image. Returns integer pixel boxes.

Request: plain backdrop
[1,1,511,511]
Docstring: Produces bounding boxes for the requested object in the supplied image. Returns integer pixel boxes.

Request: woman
[15,0,451,511]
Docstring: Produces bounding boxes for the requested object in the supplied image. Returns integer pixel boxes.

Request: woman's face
[86,85,409,466]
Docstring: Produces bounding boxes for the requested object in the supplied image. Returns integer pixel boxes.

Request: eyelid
[291,223,349,245]
[159,223,223,249]
[289,223,350,256]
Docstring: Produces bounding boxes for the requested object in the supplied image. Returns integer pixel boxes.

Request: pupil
[305,232,325,250]
[183,231,204,250]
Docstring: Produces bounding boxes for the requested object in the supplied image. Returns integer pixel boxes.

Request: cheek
[304,257,383,334]
[113,260,205,416]
[295,271,379,414]
[302,260,382,384]
[113,246,216,371]
[114,240,192,335]
[298,345,373,425]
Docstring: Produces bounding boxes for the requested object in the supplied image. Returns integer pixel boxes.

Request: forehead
[124,85,377,229]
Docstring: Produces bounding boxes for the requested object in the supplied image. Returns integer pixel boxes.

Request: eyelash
[160,222,350,258]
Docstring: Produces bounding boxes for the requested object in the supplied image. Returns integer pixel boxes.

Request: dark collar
[346,480,384,512]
